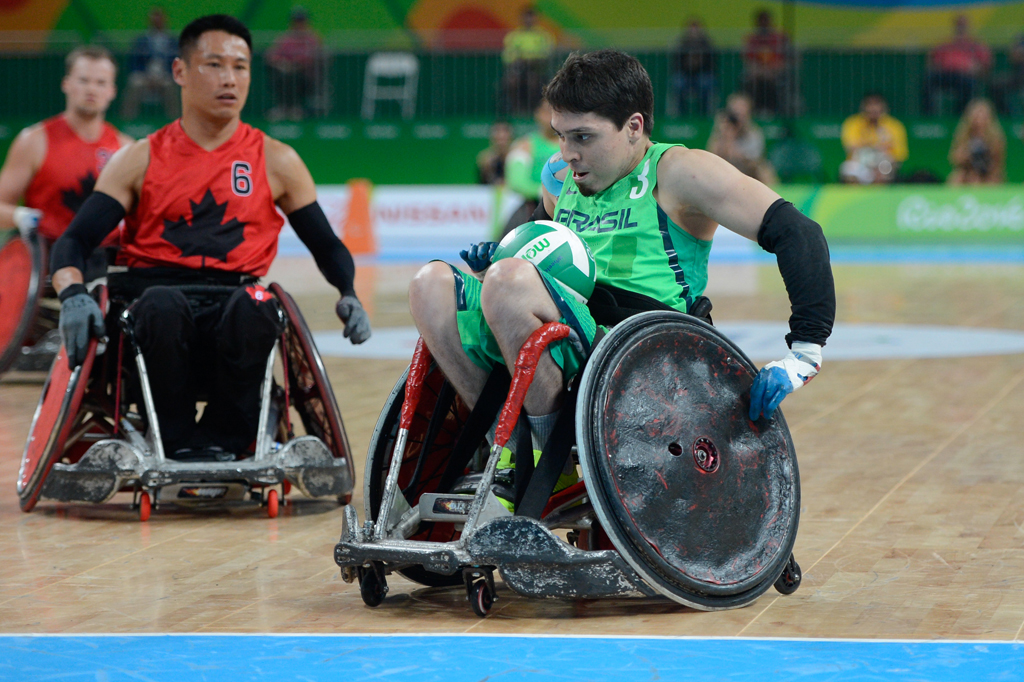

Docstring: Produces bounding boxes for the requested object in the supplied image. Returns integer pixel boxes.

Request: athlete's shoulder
[263,133,305,172]
[5,121,47,168]
[104,137,151,180]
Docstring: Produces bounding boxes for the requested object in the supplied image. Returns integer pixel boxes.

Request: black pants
[132,286,283,455]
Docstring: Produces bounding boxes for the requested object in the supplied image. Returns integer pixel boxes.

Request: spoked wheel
[138,491,152,522]
[774,554,802,595]
[576,311,801,611]
[364,365,472,588]
[359,564,387,607]
[270,283,354,491]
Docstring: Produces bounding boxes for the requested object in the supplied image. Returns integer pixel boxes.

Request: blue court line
[1,634,1022,681]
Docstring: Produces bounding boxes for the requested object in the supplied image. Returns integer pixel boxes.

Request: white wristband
[13,207,41,235]
[764,341,822,389]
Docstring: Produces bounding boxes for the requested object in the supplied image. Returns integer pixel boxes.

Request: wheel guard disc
[577,312,799,605]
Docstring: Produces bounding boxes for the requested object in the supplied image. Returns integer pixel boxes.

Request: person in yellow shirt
[502,6,554,114]
[840,93,908,184]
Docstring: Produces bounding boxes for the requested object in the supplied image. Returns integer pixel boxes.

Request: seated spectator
[947,98,1005,185]
[266,7,322,122]
[476,121,513,185]
[921,14,991,116]
[670,18,716,117]
[501,6,554,115]
[707,92,777,185]
[120,7,178,120]
[742,9,788,116]
[989,33,1024,115]
[839,93,908,184]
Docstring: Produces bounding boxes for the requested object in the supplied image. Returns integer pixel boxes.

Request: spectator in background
[502,6,554,115]
[707,91,777,185]
[266,7,322,121]
[921,14,991,116]
[121,7,178,120]
[670,18,716,117]
[989,33,1024,115]
[839,93,907,184]
[947,98,1004,184]
[476,121,513,185]
[501,99,560,235]
[742,9,788,116]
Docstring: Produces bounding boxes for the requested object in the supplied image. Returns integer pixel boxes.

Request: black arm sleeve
[287,201,356,297]
[50,191,126,274]
[530,200,551,222]
[757,198,836,347]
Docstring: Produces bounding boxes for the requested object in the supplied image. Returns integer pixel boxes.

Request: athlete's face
[551,109,647,196]
[175,31,251,120]
[62,57,117,118]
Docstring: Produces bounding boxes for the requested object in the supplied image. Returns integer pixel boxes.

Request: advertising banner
[796,186,1024,243]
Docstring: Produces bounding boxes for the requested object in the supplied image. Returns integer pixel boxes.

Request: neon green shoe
[493,449,579,513]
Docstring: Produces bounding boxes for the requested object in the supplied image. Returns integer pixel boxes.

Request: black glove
[58,284,105,369]
[335,295,371,344]
[459,241,499,273]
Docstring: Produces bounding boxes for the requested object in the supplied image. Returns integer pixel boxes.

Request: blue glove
[459,241,499,273]
[749,342,822,421]
[58,285,105,369]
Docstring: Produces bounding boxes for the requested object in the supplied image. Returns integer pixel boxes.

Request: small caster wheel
[774,554,802,595]
[338,492,352,506]
[266,489,279,518]
[138,491,152,522]
[470,580,494,618]
[282,480,292,495]
[359,565,387,607]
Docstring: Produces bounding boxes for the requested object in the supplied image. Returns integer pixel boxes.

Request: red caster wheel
[138,491,151,522]
[266,488,279,518]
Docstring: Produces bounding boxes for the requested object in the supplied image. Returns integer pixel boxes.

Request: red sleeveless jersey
[120,121,284,276]
[24,115,122,241]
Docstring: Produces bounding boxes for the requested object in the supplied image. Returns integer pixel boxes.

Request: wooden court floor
[2,260,1024,639]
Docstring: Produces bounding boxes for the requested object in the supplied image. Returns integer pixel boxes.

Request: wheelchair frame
[18,281,354,520]
[336,315,803,616]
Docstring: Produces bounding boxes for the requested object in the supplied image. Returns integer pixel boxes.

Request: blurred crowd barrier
[1,29,1022,121]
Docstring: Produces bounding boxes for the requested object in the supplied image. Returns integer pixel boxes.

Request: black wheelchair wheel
[364,364,472,588]
[576,311,800,610]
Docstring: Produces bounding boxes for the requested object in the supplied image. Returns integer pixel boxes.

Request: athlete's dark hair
[179,15,252,59]
[64,45,116,76]
[544,49,654,135]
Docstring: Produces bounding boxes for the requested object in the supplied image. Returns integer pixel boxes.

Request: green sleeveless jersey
[552,143,711,313]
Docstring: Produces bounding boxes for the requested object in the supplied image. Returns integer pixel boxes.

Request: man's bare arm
[51,140,148,293]
[265,137,317,213]
[0,126,46,228]
[656,146,780,241]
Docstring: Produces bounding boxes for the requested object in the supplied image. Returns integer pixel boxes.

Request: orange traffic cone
[342,178,377,256]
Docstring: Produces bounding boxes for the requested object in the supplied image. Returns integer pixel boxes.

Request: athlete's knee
[480,259,550,320]
[133,286,192,348]
[409,261,455,323]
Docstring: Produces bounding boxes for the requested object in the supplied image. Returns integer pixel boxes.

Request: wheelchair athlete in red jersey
[50,15,370,460]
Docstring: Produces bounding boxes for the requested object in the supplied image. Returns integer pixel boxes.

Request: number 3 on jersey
[232,161,253,197]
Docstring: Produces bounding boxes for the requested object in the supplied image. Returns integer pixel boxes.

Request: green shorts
[445,263,599,383]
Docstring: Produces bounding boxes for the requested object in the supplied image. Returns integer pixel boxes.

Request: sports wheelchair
[335,290,802,615]
[17,277,355,520]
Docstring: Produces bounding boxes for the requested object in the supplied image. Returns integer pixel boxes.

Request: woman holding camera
[947,98,1005,185]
